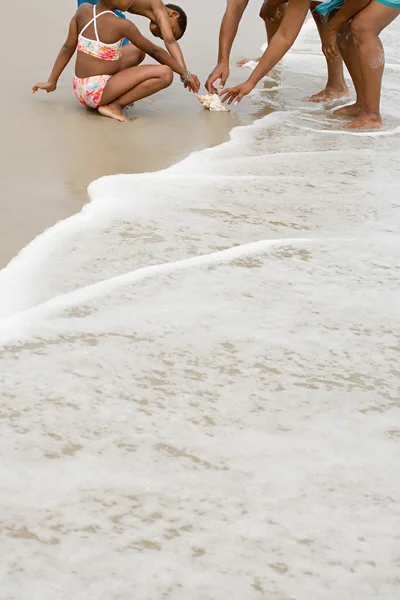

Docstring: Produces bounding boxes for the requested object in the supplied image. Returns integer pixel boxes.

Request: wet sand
[0,0,263,267]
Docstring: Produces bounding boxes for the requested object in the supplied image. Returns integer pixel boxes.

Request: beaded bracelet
[181,70,191,84]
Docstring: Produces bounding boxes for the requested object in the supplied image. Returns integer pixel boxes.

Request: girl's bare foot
[333,103,362,117]
[98,103,127,122]
[345,113,382,129]
[237,57,262,67]
[305,86,349,103]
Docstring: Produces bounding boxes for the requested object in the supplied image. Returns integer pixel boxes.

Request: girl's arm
[220,0,310,104]
[32,16,78,93]
[121,20,200,92]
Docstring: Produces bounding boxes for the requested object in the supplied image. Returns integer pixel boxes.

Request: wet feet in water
[345,113,383,130]
[305,87,349,103]
[237,57,262,67]
[98,103,127,122]
[333,103,362,117]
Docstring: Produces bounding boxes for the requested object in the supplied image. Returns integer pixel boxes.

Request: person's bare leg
[332,25,364,116]
[116,46,146,110]
[345,2,400,129]
[237,0,287,66]
[305,3,349,102]
[99,65,173,122]
[119,44,146,70]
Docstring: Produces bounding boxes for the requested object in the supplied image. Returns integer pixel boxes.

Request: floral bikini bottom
[73,74,111,109]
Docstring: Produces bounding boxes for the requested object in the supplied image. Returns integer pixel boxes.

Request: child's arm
[32,15,78,93]
[121,20,200,93]
[152,2,186,69]
[129,0,186,70]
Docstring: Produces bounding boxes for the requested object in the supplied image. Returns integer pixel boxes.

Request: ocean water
[1,18,399,600]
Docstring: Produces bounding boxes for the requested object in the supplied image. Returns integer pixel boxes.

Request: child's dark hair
[165,4,188,38]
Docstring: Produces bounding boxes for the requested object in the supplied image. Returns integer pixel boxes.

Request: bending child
[33,0,199,122]
[77,0,196,88]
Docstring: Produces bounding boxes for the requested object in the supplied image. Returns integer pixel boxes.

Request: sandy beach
[0,0,263,267]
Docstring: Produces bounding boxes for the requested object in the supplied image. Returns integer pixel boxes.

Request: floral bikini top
[77,5,124,61]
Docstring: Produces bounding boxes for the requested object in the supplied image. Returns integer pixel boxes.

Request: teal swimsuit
[77,0,130,45]
[316,0,400,18]
[377,0,400,6]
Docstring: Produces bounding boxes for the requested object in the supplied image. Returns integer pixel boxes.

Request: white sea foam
[1,236,400,599]
[0,15,399,600]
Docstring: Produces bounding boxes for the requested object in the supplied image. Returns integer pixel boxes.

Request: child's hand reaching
[184,74,200,94]
[32,81,57,94]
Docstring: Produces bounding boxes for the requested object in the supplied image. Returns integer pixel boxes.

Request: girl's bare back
[75,5,127,79]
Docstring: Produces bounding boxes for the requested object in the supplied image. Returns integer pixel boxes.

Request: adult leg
[306,3,349,102]
[333,24,365,116]
[237,0,288,66]
[99,65,173,122]
[346,1,400,129]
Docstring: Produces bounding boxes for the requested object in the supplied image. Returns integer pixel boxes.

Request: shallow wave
[0,108,399,320]
[1,237,400,599]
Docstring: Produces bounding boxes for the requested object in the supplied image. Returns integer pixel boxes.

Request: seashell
[197,94,230,112]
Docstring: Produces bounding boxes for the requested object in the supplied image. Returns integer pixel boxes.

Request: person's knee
[137,50,146,65]
[336,28,348,50]
[259,0,272,20]
[350,14,372,41]
[121,46,146,69]
[159,66,173,87]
